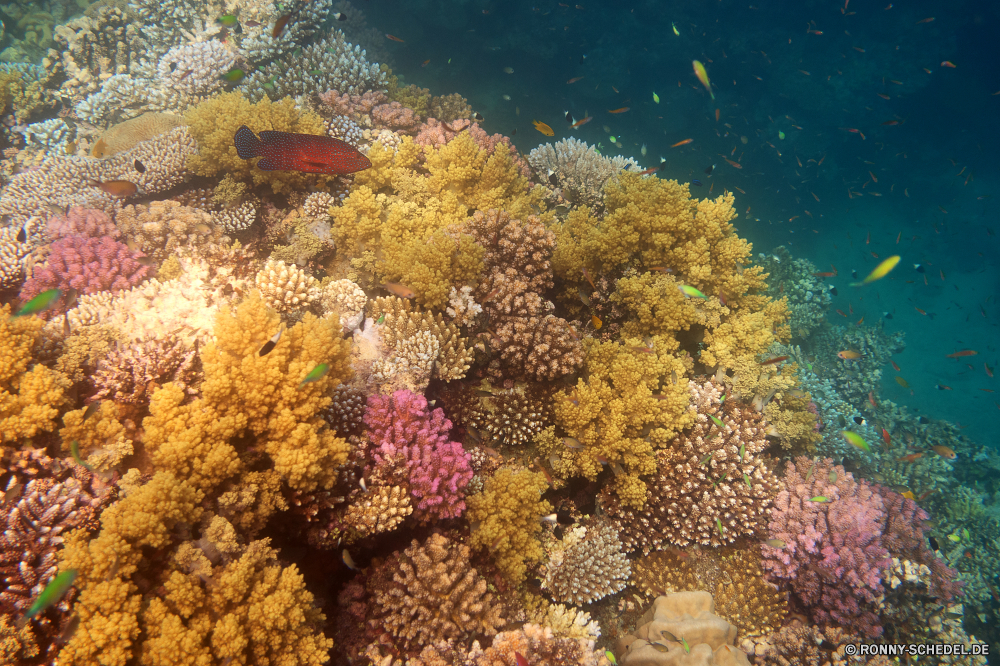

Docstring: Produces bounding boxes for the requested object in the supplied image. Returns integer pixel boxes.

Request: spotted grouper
[233,125,372,174]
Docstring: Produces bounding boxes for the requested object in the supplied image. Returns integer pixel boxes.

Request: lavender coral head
[364,389,473,521]
[18,235,150,314]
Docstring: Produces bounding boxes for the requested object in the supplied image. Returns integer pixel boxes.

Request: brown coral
[631,550,703,597]
[91,333,199,404]
[114,200,225,263]
[367,532,506,653]
[602,377,780,552]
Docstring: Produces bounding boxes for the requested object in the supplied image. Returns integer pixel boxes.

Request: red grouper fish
[233,125,372,174]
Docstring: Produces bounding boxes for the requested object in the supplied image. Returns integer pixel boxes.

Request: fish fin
[234,125,262,159]
[255,158,278,170]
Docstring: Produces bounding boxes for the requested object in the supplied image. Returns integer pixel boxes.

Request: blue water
[366,0,1000,446]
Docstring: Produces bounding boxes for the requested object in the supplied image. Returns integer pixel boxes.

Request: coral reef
[541,518,630,605]
[528,138,641,211]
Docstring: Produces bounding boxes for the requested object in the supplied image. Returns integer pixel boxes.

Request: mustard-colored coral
[0,304,69,443]
[58,472,205,666]
[142,290,353,494]
[59,401,133,471]
[547,336,693,509]
[467,467,553,584]
[185,92,329,194]
[331,132,542,305]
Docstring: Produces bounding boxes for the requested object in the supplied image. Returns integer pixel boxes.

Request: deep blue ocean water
[366,0,999,447]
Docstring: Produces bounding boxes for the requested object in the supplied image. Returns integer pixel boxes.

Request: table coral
[602,377,780,548]
[366,532,506,653]
[365,389,473,522]
[0,304,69,443]
[467,466,553,584]
[143,290,352,495]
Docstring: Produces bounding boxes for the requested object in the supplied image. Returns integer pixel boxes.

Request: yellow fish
[901,491,916,500]
[693,60,714,99]
[533,120,554,136]
[851,255,900,286]
[672,22,680,36]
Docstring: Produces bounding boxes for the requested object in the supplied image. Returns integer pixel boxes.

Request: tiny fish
[765,539,786,548]
[607,107,630,114]
[503,66,514,74]
[715,517,725,535]
[759,356,789,365]
[70,441,94,471]
[947,534,961,543]
[566,76,585,84]
[81,401,101,422]
[89,179,138,198]
[14,289,61,317]
[738,442,745,462]
[570,116,592,129]
[342,549,358,570]
[591,314,602,330]
[901,491,916,500]
[383,282,416,299]
[541,513,559,524]
[743,473,752,489]
[221,68,246,82]
[882,428,891,447]
[385,34,405,42]
[650,642,670,653]
[842,430,871,452]
[709,414,724,429]
[21,570,77,625]
[828,469,837,483]
[653,91,660,103]
[809,495,828,502]
[259,327,282,356]
[681,637,690,654]
[895,376,909,388]
[699,452,713,465]
[945,350,977,358]
[217,14,239,27]
[693,60,714,99]
[671,138,694,147]
[691,179,703,186]
[515,652,529,666]
[273,13,294,38]
[299,363,330,386]
[564,437,584,450]
[332,12,347,21]
[931,445,957,460]
[532,120,554,136]
[838,350,864,360]
[678,285,706,299]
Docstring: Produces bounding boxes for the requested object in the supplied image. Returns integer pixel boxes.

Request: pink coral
[413,118,471,147]
[45,207,119,240]
[318,90,388,118]
[364,390,473,521]
[468,123,532,180]
[761,456,889,638]
[370,102,421,133]
[19,235,150,314]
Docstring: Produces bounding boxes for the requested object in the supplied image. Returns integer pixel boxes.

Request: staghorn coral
[142,290,353,495]
[747,623,871,665]
[0,304,70,443]
[541,519,631,606]
[602,377,780,549]
[446,285,482,327]
[367,532,506,653]
[368,296,474,383]
[757,247,832,340]
[467,466,553,584]
[547,336,692,509]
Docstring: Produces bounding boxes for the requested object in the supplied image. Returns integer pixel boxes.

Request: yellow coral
[764,388,822,452]
[0,304,69,443]
[548,336,693,509]
[59,401,133,471]
[143,291,353,494]
[185,92,329,194]
[467,467,553,584]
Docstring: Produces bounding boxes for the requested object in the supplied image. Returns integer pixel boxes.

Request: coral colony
[0,0,993,665]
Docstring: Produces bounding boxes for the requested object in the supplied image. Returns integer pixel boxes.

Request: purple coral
[761,457,890,638]
[364,390,473,521]
[19,235,150,313]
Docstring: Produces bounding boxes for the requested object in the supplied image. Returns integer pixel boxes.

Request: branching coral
[603,377,780,549]
[114,200,225,263]
[0,304,70,443]
[467,466,553,584]
[90,333,199,405]
[541,518,631,605]
[142,290,352,495]
[366,532,506,653]
[58,400,133,472]
[527,138,640,211]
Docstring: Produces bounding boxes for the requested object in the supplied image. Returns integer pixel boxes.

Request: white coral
[254,259,321,314]
[320,279,367,331]
[446,285,482,327]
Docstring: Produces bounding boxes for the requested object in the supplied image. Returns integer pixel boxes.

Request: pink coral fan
[45,206,120,240]
[19,235,150,314]
[413,117,471,147]
[364,389,473,521]
[318,90,387,118]
[370,101,421,133]
[762,456,890,638]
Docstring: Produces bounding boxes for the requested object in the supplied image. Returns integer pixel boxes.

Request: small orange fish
[591,315,603,330]
[897,453,923,462]
[759,356,789,365]
[891,360,901,371]
[868,391,877,408]
[838,350,864,360]
[582,267,596,290]
[724,158,742,169]
[945,350,977,358]
[931,445,957,460]
[273,13,293,38]
[813,271,836,278]
[935,384,952,391]
[421,59,430,67]
[940,61,956,68]
[607,107,630,114]
[383,282,416,299]
[836,309,847,317]
[671,138,694,147]
[385,33,405,42]
[915,307,927,316]
[566,76,585,84]
[638,166,660,175]
[918,489,937,501]
[916,16,935,23]
[881,428,891,447]
[715,108,720,122]
[89,179,138,198]
[532,120,554,136]
[877,93,891,100]
[882,120,899,125]
[570,116,592,129]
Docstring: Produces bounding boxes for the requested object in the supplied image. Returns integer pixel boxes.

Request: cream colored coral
[542,520,630,606]
[446,285,482,327]
[369,296,473,382]
[371,329,440,394]
[320,278,367,331]
[255,258,321,314]
[344,485,413,541]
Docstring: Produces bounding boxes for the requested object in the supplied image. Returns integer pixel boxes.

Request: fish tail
[234,125,262,159]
